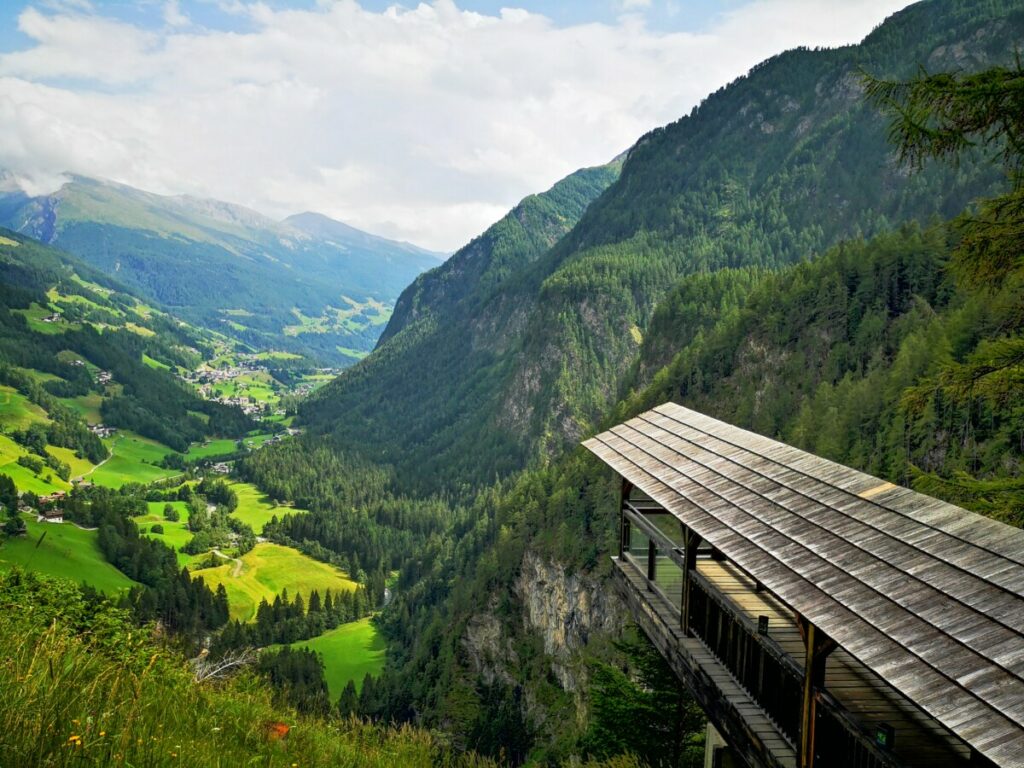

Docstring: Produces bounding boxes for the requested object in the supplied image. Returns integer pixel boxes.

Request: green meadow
[192,542,357,622]
[0,385,48,430]
[0,516,136,593]
[89,433,179,488]
[228,480,305,533]
[209,371,278,403]
[289,618,387,700]
[48,446,95,480]
[185,438,239,459]
[141,353,169,370]
[134,501,194,566]
[59,393,103,424]
[0,435,72,495]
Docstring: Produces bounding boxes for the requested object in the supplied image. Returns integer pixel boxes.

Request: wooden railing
[620,502,904,768]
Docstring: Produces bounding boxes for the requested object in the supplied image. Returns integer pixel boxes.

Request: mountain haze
[0,176,444,364]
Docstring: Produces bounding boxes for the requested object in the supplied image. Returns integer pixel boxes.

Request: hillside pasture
[88,433,179,488]
[133,501,194,566]
[47,445,96,481]
[192,543,356,622]
[0,515,136,593]
[0,386,48,430]
[0,436,72,495]
[288,617,386,700]
[186,438,239,459]
[228,480,305,533]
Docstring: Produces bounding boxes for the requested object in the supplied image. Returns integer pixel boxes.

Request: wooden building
[584,402,1024,768]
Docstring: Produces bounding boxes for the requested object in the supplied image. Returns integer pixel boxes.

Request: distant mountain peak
[284,211,447,260]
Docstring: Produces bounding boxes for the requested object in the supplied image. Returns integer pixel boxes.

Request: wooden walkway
[615,558,798,768]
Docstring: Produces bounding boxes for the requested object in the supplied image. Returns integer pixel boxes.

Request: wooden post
[647,538,657,587]
[680,526,702,635]
[619,478,633,558]
[797,616,836,768]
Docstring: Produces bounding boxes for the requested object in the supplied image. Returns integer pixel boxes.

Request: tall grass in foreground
[0,569,496,768]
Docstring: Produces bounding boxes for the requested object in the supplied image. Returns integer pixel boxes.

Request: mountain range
[0,175,445,365]
[301,0,1018,490]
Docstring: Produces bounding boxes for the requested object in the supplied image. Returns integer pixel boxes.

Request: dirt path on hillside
[212,548,244,578]
[74,438,118,481]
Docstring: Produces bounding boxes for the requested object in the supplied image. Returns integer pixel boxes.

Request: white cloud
[163,0,190,28]
[0,0,911,251]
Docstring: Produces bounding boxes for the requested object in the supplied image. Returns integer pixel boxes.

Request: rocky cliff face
[461,548,625,734]
[514,549,625,693]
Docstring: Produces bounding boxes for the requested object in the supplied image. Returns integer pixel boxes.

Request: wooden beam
[619,477,633,559]
[647,538,657,586]
[797,615,835,768]
[681,525,702,635]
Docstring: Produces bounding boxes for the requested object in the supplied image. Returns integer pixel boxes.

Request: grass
[15,303,79,335]
[337,347,370,361]
[89,433,179,489]
[290,618,386,700]
[283,297,391,339]
[192,543,357,622]
[0,435,71,495]
[0,570,498,768]
[125,322,155,337]
[60,393,103,424]
[0,516,136,593]
[186,438,240,459]
[0,385,49,430]
[48,445,96,480]
[142,353,169,369]
[134,501,195,566]
[228,480,305,534]
[209,372,279,404]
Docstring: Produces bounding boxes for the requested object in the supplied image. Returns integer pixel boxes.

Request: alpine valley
[0,175,445,365]
[1,1,1023,767]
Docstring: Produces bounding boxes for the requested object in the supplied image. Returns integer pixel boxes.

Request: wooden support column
[680,526,702,635]
[797,615,836,768]
[647,538,657,587]
[619,478,633,558]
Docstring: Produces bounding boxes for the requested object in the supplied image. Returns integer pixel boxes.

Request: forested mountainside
[0,230,251,453]
[305,0,1021,490]
[300,163,621,481]
[0,176,443,365]
[242,0,1024,763]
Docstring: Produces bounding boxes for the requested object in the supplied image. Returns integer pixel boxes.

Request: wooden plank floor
[617,559,797,768]
[695,559,973,767]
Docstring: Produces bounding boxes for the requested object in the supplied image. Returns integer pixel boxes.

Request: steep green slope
[0,229,252,456]
[0,177,443,364]
[302,163,621,483]
[305,0,1024,490]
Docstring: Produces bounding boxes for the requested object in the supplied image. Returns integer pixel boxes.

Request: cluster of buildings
[178,360,275,416]
[34,491,67,523]
[88,423,117,439]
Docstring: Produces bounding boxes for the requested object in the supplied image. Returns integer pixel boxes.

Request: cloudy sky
[0,0,914,251]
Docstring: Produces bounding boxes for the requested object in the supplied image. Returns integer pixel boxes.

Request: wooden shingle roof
[583,402,1024,767]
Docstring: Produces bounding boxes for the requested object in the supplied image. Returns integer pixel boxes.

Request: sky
[0,0,915,252]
